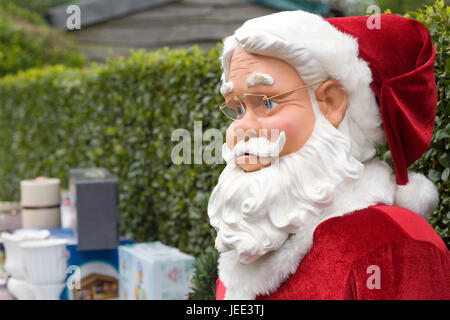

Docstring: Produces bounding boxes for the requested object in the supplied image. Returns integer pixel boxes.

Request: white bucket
[32,282,66,300]
[7,277,34,300]
[21,239,67,285]
[1,230,50,279]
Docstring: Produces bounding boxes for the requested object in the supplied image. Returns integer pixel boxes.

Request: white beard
[208,116,398,299]
[208,117,364,265]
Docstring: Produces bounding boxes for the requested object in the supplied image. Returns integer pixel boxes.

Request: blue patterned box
[48,228,133,300]
[119,242,195,300]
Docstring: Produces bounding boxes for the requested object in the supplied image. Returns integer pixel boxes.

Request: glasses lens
[220,95,276,120]
[245,95,273,117]
[220,100,244,120]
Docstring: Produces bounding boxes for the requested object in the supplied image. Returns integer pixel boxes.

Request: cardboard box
[119,242,195,300]
[48,228,133,300]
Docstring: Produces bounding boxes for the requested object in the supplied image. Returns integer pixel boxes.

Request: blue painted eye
[263,99,278,111]
[236,105,245,117]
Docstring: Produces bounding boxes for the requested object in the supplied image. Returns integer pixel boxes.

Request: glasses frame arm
[263,78,330,101]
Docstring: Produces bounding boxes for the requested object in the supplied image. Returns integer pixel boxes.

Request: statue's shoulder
[313,205,447,256]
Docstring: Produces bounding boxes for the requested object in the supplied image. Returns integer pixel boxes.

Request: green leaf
[428,169,442,182]
[436,129,450,140]
[442,168,450,182]
[445,57,450,74]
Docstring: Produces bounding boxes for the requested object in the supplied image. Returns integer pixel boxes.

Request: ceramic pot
[32,282,66,300]
[1,230,50,279]
[7,277,34,300]
[21,238,67,285]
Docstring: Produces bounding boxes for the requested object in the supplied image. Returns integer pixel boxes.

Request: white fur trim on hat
[394,172,439,221]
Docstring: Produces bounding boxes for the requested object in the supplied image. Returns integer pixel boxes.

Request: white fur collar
[218,158,396,299]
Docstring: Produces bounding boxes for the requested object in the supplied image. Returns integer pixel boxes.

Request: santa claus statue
[208,10,450,300]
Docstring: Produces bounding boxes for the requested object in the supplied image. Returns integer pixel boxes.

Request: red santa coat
[216,205,450,300]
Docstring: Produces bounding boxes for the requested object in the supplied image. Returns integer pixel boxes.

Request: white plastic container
[21,177,60,207]
[1,230,50,279]
[7,277,34,300]
[21,207,61,229]
[60,196,76,228]
[32,282,66,300]
[6,277,65,300]
[21,239,67,285]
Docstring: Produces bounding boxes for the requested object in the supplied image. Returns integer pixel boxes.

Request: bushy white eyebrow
[220,81,233,96]
[247,73,274,88]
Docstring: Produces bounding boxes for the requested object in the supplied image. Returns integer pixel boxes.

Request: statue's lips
[235,153,272,167]
[236,153,258,164]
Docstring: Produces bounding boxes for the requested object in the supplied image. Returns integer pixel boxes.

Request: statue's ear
[315,80,348,128]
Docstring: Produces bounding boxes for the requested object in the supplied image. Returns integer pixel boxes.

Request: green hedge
[0,1,448,264]
[0,47,226,257]
[376,0,436,14]
[0,3,85,77]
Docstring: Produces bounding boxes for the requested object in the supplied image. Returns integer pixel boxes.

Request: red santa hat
[325,14,437,186]
[221,11,437,186]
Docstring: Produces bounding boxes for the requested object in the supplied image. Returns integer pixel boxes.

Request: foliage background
[0,3,85,77]
[0,0,448,299]
[331,0,439,15]
[0,47,225,257]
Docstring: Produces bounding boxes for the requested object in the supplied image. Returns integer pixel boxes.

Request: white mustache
[222,132,286,163]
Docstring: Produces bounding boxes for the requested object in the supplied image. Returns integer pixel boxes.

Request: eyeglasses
[219,78,330,120]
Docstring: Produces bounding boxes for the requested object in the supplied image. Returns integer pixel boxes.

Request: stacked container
[21,177,61,229]
[20,239,68,299]
[1,230,68,300]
